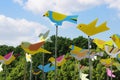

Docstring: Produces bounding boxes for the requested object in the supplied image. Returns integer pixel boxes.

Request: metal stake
[88,36,92,80]
[42,52,45,80]
[30,57,32,80]
[78,61,81,80]
[55,25,58,80]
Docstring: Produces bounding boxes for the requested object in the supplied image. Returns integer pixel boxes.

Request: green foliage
[0,35,120,80]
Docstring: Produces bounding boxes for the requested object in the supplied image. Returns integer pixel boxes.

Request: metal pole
[88,36,92,80]
[107,72,109,80]
[42,52,45,80]
[30,57,32,80]
[110,58,112,80]
[74,59,76,80]
[78,61,81,80]
[55,25,58,80]
[5,65,7,80]
[24,53,27,80]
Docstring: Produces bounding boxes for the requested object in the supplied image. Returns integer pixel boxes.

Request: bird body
[38,63,55,72]
[0,52,15,65]
[21,41,51,55]
[110,34,120,48]
[69,45,82,51]
[104,45,120,58]
[70,49,103,60]
[93,38,113,50]
[100,58,112,67]
[49,55,66,66]
[43,11,78,26]
[69,45,103,60]
[77,18,110,36]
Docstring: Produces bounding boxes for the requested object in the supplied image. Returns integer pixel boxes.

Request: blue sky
[0,0,120,46]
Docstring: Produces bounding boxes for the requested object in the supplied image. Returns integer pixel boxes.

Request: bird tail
[67,15,78,24]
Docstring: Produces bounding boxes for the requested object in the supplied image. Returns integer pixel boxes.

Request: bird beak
[43,15,45,17]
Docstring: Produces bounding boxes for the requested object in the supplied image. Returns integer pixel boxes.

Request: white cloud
[13,0,103,14]
[0,15,48,46]
[13,0,120,15]
[104,0,120,10]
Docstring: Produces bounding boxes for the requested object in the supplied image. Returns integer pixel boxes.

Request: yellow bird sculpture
[48,55,66,66]
[0,52,15,65]
[93,38,113,50]
[77,18,110,36]
[110,34,120,49]
[43,10,78,26]
[21,41,51,55]
[100,58,113,67]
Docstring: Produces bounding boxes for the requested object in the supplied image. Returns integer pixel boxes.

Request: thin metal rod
[107,71,109,80]
[110,58,112,80]
[74,59,76,80]
[5,65,7,80]
[42,52,45,80]
[78,61,80,80]
[30,57,32,80]
[55,25,58,80]
[88,36,92,80]
[35,75,37,80]
[24,54,27,80]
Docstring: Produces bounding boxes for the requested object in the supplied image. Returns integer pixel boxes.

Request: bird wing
[43,30,50,39]
[87,18,98,28]
[4,52,13,60]
[29,41,45,51]
[56,55,64,61]
[52,11,67,21]
[44,63,53,72]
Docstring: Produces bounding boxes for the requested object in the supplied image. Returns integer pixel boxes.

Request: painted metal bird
[93,38,113,50]
[77,18,110,36]
[38,63,55,72]
[0,52,15,65]
[104,45,120,58]
[100,58,113,67]
[110,34,120,48]
[43,10,78,26]
[69,45,103,60]
[21,41,51,55]
[48,55,66,66]
[39,30,50,42]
